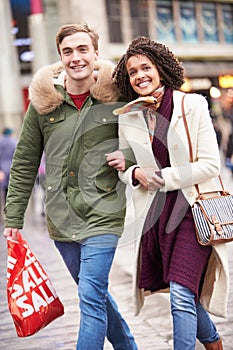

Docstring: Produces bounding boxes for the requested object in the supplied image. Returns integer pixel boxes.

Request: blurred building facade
[2,0,233,129]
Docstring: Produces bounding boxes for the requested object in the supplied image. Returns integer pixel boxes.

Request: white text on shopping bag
[9,247,59,317]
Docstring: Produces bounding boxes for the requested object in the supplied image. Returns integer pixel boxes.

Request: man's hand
[134,167,165,191]
[106,150,126,171]
[3,228,19,241]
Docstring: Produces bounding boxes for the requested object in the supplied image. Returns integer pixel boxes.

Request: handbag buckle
[211,215,223,235]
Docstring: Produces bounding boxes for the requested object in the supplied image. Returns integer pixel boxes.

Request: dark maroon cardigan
[138,87,212,301]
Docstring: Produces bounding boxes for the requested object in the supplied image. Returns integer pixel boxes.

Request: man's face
[59,32,98,82]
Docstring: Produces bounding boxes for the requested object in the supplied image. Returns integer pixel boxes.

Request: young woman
[107,36,228,350]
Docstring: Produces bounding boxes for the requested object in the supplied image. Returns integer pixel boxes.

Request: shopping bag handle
[6,230,22,243]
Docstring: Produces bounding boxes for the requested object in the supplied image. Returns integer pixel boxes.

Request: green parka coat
[4,60,129,242]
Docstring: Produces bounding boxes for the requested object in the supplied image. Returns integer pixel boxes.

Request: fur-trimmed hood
[29,59,120,115]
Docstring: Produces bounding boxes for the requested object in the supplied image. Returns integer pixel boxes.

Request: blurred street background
[0,1,233,349]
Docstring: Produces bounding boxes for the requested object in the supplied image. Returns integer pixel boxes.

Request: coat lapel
[119,110,159,169]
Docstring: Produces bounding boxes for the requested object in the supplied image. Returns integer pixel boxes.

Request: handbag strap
[181,95,193,163]
[181,94,226,196]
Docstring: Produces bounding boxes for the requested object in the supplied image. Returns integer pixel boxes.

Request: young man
[3,24,137,350]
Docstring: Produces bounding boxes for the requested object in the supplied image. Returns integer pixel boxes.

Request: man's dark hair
[56,23,99,55]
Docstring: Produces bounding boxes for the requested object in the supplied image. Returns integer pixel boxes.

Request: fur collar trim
[29,59,120,114]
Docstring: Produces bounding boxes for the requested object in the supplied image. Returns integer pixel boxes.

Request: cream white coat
[119,90,229,318]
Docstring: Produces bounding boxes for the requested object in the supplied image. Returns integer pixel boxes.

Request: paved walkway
[0,164,233,350]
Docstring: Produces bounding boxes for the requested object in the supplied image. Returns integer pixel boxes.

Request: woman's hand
[106,151,126,171]
[134,167,165,191]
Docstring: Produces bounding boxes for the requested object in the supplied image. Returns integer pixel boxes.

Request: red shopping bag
[7,232,64,337]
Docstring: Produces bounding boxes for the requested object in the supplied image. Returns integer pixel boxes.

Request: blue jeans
[55,234,137,350]
[170,281,220,350]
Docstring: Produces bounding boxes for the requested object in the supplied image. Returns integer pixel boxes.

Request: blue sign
[10,0,32,65]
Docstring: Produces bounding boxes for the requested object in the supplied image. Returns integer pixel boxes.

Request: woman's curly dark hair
[113,36,185,102]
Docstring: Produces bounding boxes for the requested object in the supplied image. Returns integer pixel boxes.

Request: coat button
[188,191,194,197]
[107,187,112,192]
[102,118,107,123]
[69,171,75,176]
[173,144,178,150]
[50,117,55,122]
[48,186,52,191]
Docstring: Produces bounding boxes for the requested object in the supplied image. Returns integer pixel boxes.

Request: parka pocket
[46,179,60,193]
[45,176,69,223]
[45,177,72,236]
[46,111,66,124]
[43,111,69,143]
[95,170,118,194]
[82,109,118,153]
[45,176,64,206]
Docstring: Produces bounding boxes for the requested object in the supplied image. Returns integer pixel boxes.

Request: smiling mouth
[138,80,151,88]
[71,65,86,70]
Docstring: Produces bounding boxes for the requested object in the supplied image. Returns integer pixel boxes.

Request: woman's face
[126,54,161,96]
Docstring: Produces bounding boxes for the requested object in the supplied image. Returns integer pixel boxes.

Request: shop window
[179,0,198,43]
[105,0,123,43]
[222,4,233,43]
[155,0,175,43]
[201,2,219,43]
[129,0,149,38]
[10,0,32,73]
